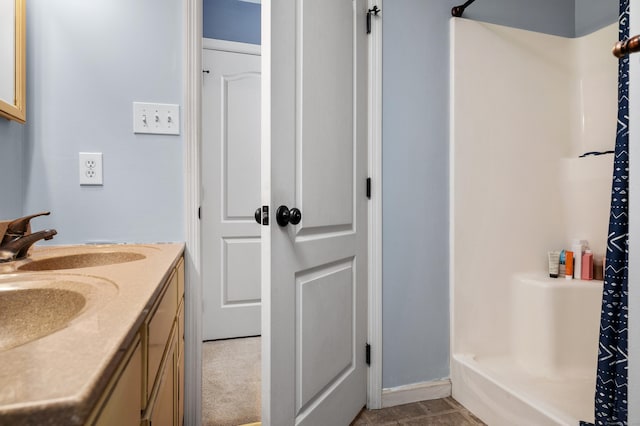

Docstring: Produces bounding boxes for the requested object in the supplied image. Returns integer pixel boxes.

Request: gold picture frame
[0,0,26,124]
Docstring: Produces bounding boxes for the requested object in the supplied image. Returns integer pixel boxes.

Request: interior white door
[262,0,368,424]
[202,47,261,341]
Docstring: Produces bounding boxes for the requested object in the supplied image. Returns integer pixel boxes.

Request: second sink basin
[0,273,118,352]
[18,251,146,271]
[0,288,86,351]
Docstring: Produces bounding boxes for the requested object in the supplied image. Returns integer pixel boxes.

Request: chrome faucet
[0,229,57,262]
[1,211,51,246]
[0,212,57,262]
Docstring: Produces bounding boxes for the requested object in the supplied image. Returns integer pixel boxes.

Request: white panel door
[263,0,368,424]
[202,48,261,340]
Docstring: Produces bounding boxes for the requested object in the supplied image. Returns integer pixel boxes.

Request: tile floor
[351,397,486,425]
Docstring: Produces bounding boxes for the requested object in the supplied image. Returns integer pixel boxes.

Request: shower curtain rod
[451,0,477,17]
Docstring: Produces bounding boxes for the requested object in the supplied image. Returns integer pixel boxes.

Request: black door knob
[289,208,302,225]
[276,205,302,227]
[254,208,262,224]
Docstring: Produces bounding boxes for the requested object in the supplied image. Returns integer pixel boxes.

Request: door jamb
[183,0,384,421]
[367,0,383,410]
[184,0,203,425]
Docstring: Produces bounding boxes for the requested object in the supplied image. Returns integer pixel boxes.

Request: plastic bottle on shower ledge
[571,240,582,279]
[582,250,593,280]
[565,251,574,280]
[594,254,604,280]
[559,250,566,278]
[571,240,583,280]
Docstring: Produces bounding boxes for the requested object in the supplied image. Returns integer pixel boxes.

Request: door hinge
[366,177,371,199]
[198,206,201,219]
[366,343,371,366]
[261,205,269,226]
[367,5,381,34]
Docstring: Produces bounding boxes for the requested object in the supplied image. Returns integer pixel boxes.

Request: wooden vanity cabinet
[89,256,185,426]
[143,257,185,425]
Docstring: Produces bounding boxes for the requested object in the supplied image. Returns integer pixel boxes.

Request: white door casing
[262,0,369,424]
[202,46,262,340]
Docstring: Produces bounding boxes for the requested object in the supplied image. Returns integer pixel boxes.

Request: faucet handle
[3,211,51,241]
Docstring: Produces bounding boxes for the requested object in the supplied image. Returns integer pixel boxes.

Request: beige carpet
[202,337,261,426]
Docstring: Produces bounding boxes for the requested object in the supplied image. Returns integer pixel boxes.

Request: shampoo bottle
[565,251,574,280]
[559,250,566,278]
[571,240,583,281]
[582,250,593,280]
[594,254,604,280]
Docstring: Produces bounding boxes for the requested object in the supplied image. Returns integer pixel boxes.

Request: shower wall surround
[450,19,616,424]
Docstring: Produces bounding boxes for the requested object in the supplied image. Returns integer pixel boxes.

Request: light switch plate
[133,102,180,135]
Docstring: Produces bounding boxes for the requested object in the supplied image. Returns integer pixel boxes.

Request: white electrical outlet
[79,152,103,185]
[133,102,180,135]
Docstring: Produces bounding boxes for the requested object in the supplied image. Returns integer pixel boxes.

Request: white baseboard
[381,379,452,408]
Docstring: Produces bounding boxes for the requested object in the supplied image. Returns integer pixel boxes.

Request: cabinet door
[95,340,142,426]
[148,271,178,397]
[146,331,176,426]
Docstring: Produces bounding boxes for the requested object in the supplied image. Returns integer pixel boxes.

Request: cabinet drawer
[143,329,176,426]
[147,270,178,395]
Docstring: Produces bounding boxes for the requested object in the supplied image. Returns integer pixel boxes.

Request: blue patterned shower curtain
[592,0,629,424]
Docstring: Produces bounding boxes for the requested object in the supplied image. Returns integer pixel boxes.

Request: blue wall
[20,0,183,244]
[461,0,575,37]
[0,120,24,219]
[382,0,453,388]
[460,0,617,37]
[203,0,260,44]
[575,0,618,37]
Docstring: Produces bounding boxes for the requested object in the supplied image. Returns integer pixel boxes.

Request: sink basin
[0,288,86,351]
[0,274,118,351]
[18,251,146,271]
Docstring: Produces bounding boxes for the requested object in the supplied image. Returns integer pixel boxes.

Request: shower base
[451,353,595,426]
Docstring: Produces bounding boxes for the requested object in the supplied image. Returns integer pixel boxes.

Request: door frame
[182,1,384,423]
[367,0,383,410]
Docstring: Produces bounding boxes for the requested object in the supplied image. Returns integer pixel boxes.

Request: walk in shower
[450,18,617,425]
